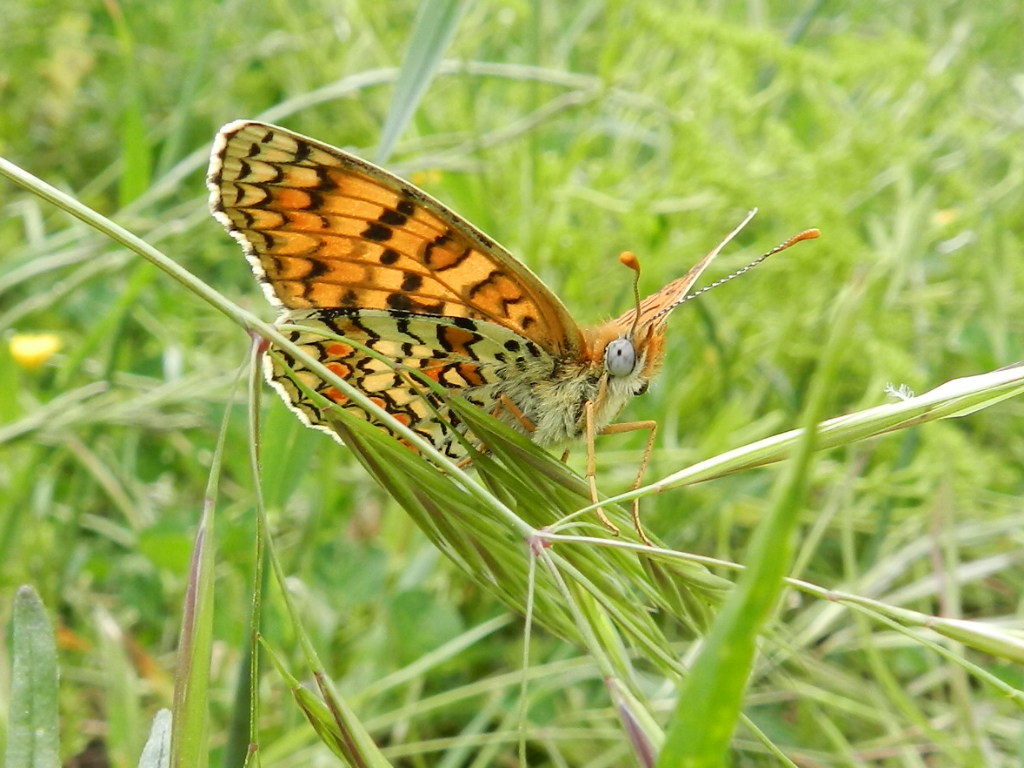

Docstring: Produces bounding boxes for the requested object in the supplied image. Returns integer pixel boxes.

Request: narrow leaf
[376,0,467,162]
[6,586,60,768]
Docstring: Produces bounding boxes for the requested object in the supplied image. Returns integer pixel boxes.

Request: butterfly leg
[496,393,537,434]
[597,420,657,546]
[584,400,622,537]
[454,395,540,468]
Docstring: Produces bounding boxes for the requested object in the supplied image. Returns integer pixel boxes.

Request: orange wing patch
[209,121,584,358]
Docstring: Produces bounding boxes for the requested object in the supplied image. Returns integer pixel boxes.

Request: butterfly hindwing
[266,310,556,458]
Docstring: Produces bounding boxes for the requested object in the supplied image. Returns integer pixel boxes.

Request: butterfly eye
[604,338,637,377]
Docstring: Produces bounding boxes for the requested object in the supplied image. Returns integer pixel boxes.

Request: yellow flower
[410,169,442,187]
[10,333,62,370]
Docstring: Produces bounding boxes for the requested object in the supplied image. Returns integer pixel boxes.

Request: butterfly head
[582,323,662,428]
[586,255,673,404]
[604,251,655,388]
[587,249,685,397]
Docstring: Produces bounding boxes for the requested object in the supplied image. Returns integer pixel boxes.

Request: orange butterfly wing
[208,121,584,359]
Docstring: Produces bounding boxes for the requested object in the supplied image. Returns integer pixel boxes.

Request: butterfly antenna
[619,251,643,337]
[679,227,820,305]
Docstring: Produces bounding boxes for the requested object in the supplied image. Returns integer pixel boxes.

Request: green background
[2,1,1022,765]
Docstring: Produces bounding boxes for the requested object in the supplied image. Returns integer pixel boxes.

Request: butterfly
[208,120,818,542]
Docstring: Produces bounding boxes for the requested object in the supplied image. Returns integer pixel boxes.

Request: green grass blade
[105,1,151,205]
[167,501,213,768]
[605,363,1024,511]
[657,286,859,766]
[5,586,60,768]
[248,360,393,767]
[168,368,241,768]
[255,527,395,767]
[376,0,467,163]
[138,710,172,768]
[215,342,268,768]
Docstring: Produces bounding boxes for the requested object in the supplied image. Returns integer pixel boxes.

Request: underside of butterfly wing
[266,310,575,457]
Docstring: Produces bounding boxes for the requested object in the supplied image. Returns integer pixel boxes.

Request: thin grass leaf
[94,606,143,766]
[605,363,1024,511]
[248,369,393,768]
[0,381,108,446]
[376,0,468,163]
[221,341,274,768]
[607,677,661,768]
[167,504,213,768]
[105,0,151,204]
[138,710,172,768]
[5,586,60,768]
[254,530,395,768]
[657,284,859,767]
[168,366,241,768]
[259,641,357,765]
[926,618,1024,666]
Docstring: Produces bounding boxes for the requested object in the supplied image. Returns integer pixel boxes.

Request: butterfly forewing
[209,121,583,358]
